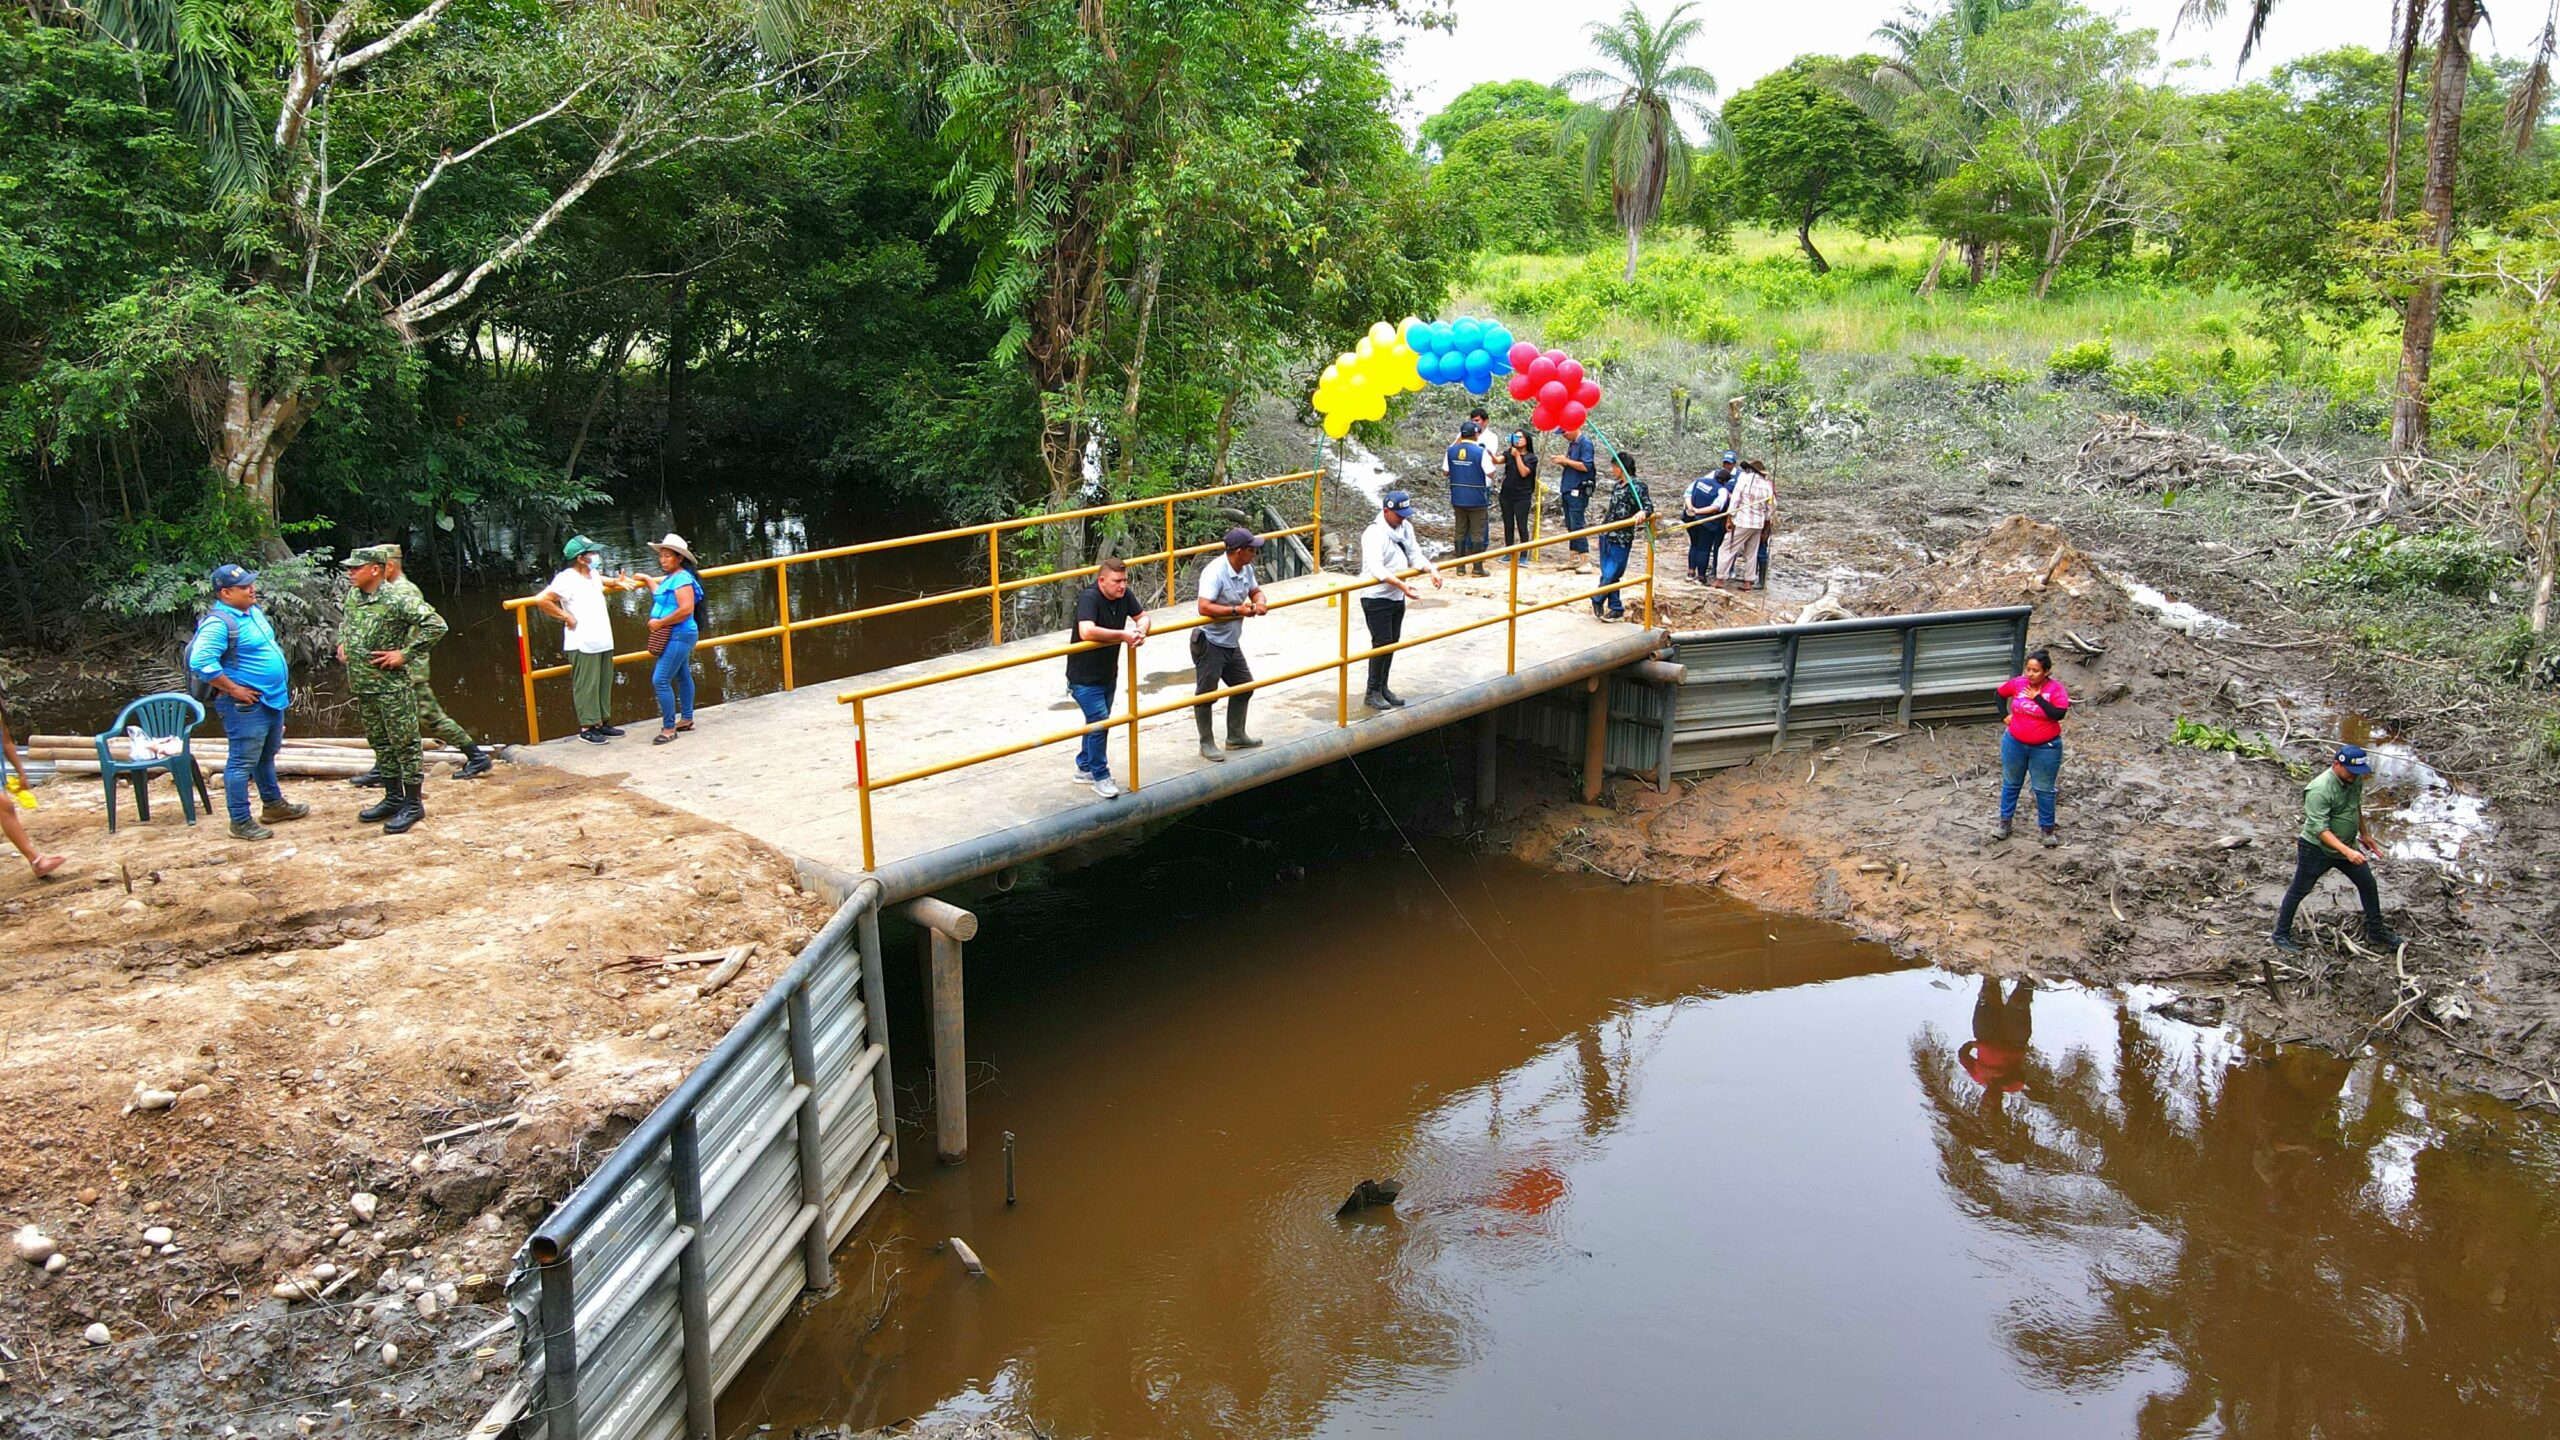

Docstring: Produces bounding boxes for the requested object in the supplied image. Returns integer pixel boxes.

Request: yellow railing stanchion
[852,697,876,871]
[1161,499,1177,605]
[987,532,1002,643]
[777,565,795,691]
[1642,517,1657,630]
[1336,583,1351,726]
[1506,547,1520,676]
[1312,475,1326,601]
[516,607,540,744]
[1124,643,1142,792]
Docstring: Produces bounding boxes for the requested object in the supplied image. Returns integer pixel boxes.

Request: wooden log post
[903,897,978,1165]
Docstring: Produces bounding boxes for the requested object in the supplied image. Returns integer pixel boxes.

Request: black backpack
[186,608,245,704]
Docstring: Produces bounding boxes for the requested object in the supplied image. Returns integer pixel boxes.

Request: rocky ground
[0,763,833,1438]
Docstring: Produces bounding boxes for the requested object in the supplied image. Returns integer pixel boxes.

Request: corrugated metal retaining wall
[505,885,895,1440]
[1502,607,2032,782]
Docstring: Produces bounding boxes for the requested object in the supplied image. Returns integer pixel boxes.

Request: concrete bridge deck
[529,566,1663,896]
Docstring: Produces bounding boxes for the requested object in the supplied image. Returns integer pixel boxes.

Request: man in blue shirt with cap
[2272,743,2403,952]
[1444,419,1493,576]
[1558,425,1598,567]
[189,564,309,841]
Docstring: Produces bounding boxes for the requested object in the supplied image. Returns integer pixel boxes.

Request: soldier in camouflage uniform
[343,545,493,783]
[337,546,448,834]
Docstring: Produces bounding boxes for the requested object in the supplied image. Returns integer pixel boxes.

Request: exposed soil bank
[1481,512,2560,1107]
[0,765,832,1437]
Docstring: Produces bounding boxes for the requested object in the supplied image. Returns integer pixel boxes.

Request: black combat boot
[454,742,493,779]
[357,782,402,824]
[383,778,425,834]
[348,769,386,788]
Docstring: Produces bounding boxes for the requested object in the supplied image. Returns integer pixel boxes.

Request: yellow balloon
[1320,362,1340,384]
[1354,337,1376,361]
[1368,321,1397,347]
[1324,412,1353,438]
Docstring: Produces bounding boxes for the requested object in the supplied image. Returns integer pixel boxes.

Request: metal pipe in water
[1003,1131,1017,1205]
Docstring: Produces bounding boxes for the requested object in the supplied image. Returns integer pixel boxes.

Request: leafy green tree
[1557,2,1721,281]
[1419,80,1578,160]
[1849,0,2037,290]
[1430,116,1604,254]
[1722,59,1912,273]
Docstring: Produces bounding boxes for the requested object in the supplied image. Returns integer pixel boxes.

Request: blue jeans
[213,695,285,824]
[653,628,698,729]
[1999,731,2062,829]
[1594,533,1632,615]
[1069,681,1114,779]
[1562,488,1589,552]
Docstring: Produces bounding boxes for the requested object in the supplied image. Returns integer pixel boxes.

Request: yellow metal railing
[833,514,1657,869]
[501,470,1322,742]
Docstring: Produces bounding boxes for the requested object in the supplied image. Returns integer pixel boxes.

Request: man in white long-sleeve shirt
[1358,490,1443,709]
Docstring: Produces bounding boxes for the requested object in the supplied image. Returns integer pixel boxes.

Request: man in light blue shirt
[189,564,308,840]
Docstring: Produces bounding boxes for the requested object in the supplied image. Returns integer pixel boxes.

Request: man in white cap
[1192,526,1269,762]
[1357,491,1442,710]
[533,535,640,743]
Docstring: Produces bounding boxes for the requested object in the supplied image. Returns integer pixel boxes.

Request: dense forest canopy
[7,0,2560,645]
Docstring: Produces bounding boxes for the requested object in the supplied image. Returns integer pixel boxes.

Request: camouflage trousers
[351,678,425,786]
[404,652,476,750]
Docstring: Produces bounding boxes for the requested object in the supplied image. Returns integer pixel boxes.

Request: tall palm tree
[1558,2,1721,282]
[2178,0,2556,452]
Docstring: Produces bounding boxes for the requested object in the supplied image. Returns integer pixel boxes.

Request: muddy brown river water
[717,774,2560,1439]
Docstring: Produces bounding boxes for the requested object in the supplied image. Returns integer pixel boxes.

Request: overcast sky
[1377,1,2532,136]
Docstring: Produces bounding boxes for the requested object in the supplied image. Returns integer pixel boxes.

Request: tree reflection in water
[1915,982,2560,1438]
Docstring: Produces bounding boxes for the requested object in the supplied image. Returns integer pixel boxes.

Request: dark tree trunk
[1796,213,1830,274]
[2392,0,2480,454]
[661,273,692,489]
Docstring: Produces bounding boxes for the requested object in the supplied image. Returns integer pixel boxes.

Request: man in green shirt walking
[2272,744,2403,952]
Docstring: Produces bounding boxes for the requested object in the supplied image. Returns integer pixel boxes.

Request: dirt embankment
[0,764,832,1437]
[1484,515,2560,1106]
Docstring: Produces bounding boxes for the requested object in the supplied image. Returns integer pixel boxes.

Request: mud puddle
[721,804,2560,1439]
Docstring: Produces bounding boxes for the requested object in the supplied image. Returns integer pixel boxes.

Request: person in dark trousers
[1192,527,1268,763]
[1497,431,1539,557]
[1358,491,1442,708]
[1960,975,2035,1120]
[1558,425,1597,567]
[1066,556,1148,799]
[2272,744,2404,952]
[1591,449,1652,622]
[1993,649,2071,845]
[1681,456,1734,585]
[1747,459,1776,585]
[189,563,310,841]
[1445,419,1493,576]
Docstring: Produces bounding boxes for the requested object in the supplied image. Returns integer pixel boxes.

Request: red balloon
[1506,372,1537,402]
[1506,340,1538,370]
[1558,359,1585,389]
[1525,356,1557,386]
[1537,380,1568,408]
[1542,349,1567,366]
[1531,408,1560,433]
[1574,380,1601,408]
[1561,400,1589,430]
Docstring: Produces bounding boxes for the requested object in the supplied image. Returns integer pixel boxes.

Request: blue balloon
[1423,351,1453,383]
[1489,351,1513,376]
[1452,316,1484,345]
[1484,326,1513,356]
[1415,351,1440,382]
[1430,321,1456,352]
[1463,372,1491,397]
[1465,347,1491,375]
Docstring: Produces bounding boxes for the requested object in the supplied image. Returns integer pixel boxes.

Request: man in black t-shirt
[1065,556,1148,799]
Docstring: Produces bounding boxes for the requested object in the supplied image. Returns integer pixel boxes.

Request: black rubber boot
[357,783,402,823]
[1225,695,1263,749]
[1195,706,1226,762]
[384,778,425,835]
[348,770,386,789]
[454,743,492,779]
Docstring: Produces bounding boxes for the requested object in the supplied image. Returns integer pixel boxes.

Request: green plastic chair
[92,693,211,831]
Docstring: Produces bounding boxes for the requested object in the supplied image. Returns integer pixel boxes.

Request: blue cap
[211,564,257,590]
[1721,450,1738,464]
[1460,420,1481,438]
[2336,743,2374,776]
[1383,490,1415,516]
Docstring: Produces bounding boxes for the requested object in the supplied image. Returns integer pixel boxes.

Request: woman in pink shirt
[1995,649,2070,845]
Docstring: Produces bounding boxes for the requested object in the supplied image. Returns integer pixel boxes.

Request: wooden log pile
[21,735,465,779]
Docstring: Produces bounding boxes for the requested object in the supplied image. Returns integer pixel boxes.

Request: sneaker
[2040,828,2059,848]
[598,725,627,737]
[1092,775,1121,800]
[2271,932,2305,953]
[1991,818,2013,842]
[2367,925,2406,949]
[260,799,309,823]
[1071,768,1095,787]
[579,727,612,745]
[228,819,272,842]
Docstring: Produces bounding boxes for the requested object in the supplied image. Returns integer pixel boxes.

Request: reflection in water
[1915,1000,2560,1438]
[721,783,2560,1439]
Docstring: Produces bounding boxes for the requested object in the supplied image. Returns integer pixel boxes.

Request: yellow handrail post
[776,565,796,691]
[1311,473,1326,601]
[852,697,876,871]
[1124,643,1142,791]
[1336,583,1350,726]
[987,531,1002,643]
[1506,546,1520,676]
[1642,516,1657,630]
[1161,498,1177,605]
[516,607,540,745]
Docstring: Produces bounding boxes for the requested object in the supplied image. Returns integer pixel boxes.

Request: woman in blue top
[646,533,703,744]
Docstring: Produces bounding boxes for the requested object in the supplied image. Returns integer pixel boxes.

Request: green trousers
[571,650,614,728]
[405,651,475,749]
[351,677,424,786]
